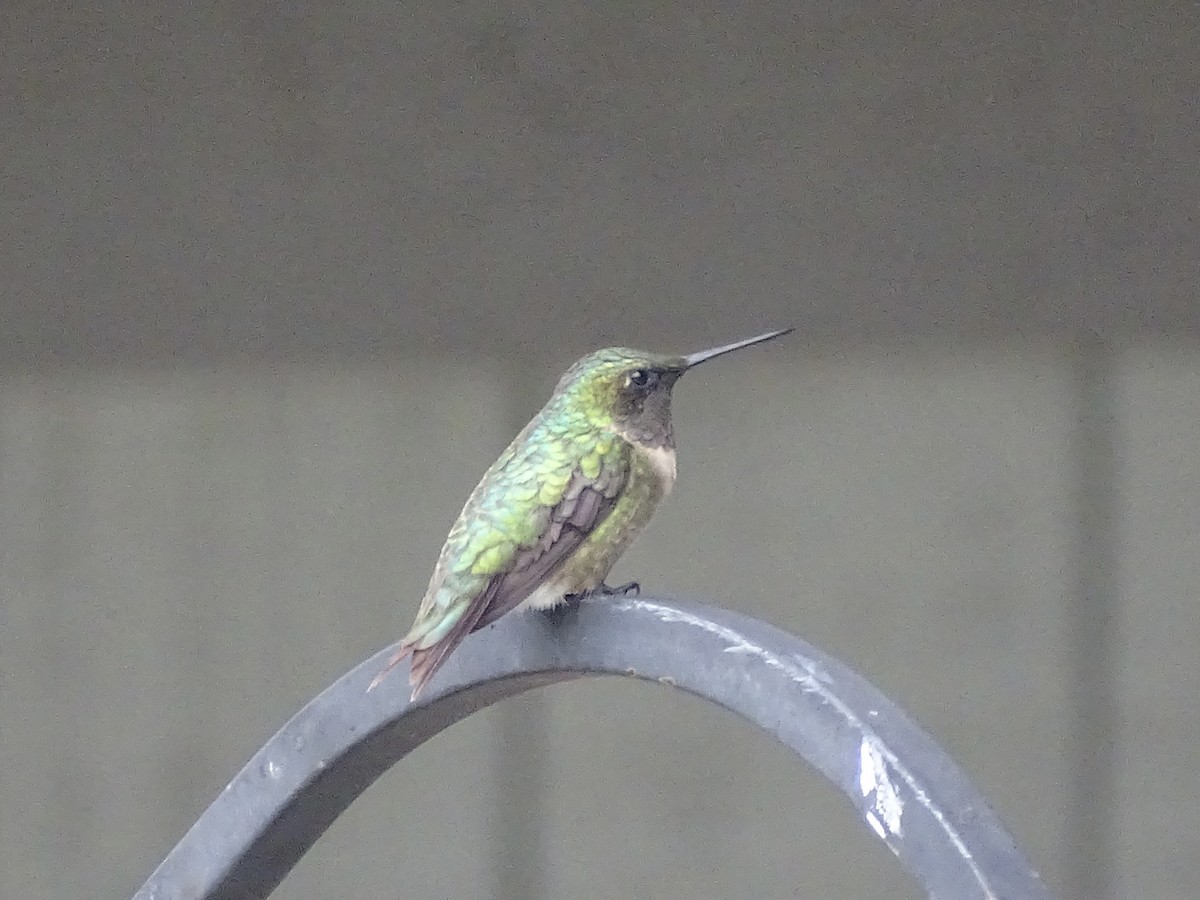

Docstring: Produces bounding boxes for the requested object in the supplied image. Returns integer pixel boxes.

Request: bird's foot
[601,580,640,597]
[563,581,640,605]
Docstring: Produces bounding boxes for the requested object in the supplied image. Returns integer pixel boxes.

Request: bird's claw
[563,581,640,605]
[604,580,640,597]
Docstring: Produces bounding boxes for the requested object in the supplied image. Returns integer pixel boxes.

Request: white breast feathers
[639,443,677,494]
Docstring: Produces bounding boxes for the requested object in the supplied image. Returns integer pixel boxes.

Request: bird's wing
[388,438,630,699]
[472,468,619,630]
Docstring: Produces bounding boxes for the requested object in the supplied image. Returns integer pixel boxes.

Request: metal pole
[131,596,1057,900]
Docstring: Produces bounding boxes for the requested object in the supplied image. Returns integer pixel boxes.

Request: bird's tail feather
[367,598,493,700]
[407,644,450,700]
[366,643,413,693]
[404,595,494,701]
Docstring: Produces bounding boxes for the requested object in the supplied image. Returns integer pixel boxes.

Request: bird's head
[553,329,793,447]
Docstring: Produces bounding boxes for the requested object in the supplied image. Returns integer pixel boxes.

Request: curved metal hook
[132,597,1055,900]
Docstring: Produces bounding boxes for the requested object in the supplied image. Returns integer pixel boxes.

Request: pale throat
[614,425,677,493]
[636,442,677,493]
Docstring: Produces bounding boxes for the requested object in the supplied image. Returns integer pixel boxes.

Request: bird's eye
[628,368,655,388]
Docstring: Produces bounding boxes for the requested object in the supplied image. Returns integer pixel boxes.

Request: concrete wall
[1,347,1195,899]
[2,3,1197,898]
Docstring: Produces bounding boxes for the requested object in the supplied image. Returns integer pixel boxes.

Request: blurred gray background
[1,2,1197,899]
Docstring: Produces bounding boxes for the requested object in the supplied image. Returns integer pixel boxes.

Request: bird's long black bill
[683,328,794,368]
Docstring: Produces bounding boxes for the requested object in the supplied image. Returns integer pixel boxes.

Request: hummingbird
[368,328,792,699]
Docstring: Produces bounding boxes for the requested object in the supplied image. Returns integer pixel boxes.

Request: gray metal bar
[132,597,1057,900]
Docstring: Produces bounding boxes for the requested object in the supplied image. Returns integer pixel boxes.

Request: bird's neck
[614,419,674,450]
[628,436,678,493]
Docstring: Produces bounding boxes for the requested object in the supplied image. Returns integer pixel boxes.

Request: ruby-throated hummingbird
[368,328,792,699]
